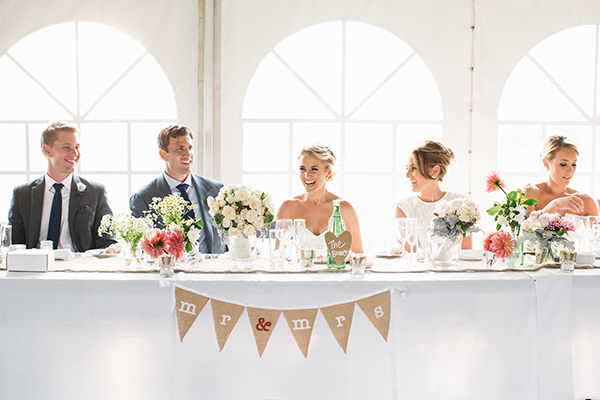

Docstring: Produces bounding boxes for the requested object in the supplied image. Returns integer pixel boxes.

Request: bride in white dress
[277,144,364,256]
[395,140,472,249]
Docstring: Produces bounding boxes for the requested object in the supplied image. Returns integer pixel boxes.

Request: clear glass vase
[124,241,142,267]
[506,228,524,267]
[535,243,557,265]
[159,254,175,278]
[430,235,462,268]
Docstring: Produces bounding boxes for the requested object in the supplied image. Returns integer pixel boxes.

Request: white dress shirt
[39,173,73,250]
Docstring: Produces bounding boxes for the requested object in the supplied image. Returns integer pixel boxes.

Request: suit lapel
[29,176,45,248]
[69,175,83,249]
[190,175,213,250]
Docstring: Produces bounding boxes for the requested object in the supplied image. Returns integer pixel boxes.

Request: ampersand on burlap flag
[247,307,281,357]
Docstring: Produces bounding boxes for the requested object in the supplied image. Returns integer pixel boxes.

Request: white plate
[373,251,403,259]
[459,249,483,261]
[86,249,118,258]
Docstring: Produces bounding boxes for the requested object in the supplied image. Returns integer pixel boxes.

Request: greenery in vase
[431,198,481,241]
[149,194,204,253]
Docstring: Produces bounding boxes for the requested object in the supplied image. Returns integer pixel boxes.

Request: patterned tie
[176,183,196,221]
[47,182,64,249]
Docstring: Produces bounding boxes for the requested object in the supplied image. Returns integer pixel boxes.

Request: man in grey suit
[129,124,225,254]
[9,122,115,251]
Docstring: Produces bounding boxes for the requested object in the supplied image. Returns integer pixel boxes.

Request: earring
[431,175,436,179]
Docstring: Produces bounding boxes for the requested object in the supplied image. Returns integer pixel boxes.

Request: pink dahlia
[140,230,167,259]
[485,171,507,194]
[483,230,515,260]
[165,228,186,260]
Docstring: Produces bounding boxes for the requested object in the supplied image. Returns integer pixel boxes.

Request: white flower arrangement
[77,182,86,193]
[98,212,154,246]
[207,184,275,240]
[431,198,481,240]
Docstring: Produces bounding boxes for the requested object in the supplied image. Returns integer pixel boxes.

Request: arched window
[0,22,178,218]
[241,21,443,241]
[498,24,599,198]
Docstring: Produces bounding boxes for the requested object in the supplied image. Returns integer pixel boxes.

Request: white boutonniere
[77,182,86,193]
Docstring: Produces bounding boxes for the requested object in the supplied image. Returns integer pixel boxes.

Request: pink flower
[140,230,167,259]
[482,230,515,260]
[165,228,186,260]
[485,171,507,194]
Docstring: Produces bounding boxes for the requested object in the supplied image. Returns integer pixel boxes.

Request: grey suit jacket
[8,174,116,251]
[129,174,226,254]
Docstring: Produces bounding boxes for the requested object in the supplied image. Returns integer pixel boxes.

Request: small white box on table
[7,249,55,272]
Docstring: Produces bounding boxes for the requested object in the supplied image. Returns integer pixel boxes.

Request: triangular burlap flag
[175,286,210,342]
[356,290,391,342]
[320,301,355,353]
[283,308,318,358]
[247,307,281,357]
[211,299,245,351]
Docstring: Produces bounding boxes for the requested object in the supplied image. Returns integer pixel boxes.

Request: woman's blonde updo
[298,144,338,181]
[411,140,455,182]
[540,135,579,161]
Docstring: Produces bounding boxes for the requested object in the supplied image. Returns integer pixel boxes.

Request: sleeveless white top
[301,227,327,258]
[395,191,467,232]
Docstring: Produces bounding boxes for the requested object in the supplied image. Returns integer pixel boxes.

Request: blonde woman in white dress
[277,144,364,256]
[395,140,472,249]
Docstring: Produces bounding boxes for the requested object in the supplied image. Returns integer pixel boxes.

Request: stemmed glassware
[394,218,417,260]
[293,219,307,256]
[1,224,11,268]
[565,214,591,252]
[275,219,293,260]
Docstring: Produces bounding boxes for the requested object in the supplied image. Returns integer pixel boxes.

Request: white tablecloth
[0,257,599,399]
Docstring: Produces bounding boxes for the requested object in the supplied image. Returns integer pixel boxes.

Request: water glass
[268,229,284,268]
[349,253,367,278]
[299,247,315,268]
[394,218,417,259]
[275,219,293,259]
[416,227,431,262]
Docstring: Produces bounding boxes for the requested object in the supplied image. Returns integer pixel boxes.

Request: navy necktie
[47,182,64,249]
[176,183,196,221]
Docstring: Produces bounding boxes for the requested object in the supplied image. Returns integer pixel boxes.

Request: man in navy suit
[9,122,115,251]
[129,124,225,254]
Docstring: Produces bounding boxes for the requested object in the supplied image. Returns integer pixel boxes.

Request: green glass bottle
[327,199,347,269]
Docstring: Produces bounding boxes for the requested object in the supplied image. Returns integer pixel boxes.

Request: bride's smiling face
[406,157,428,193]
[544,148,578,187]
[299,153,331,193]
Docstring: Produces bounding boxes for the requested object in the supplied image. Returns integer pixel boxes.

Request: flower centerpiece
[521,211,575,264]
[430,198,481,267]
[98,212,154,266]
[148,194,204,255]
[483,230,515,267]
[485,171,538,266]
[207,184,275,261]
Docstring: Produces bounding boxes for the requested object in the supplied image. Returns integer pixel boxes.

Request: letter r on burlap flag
[320,301,355,354]
[211,299,245,351]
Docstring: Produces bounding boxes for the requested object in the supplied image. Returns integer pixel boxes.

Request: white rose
[209,203,221,215]
[222,205,236,220]
[263,197,274,213]
[228,227,241,236]
[253,216,265,230]
[243,225,256,237]
[497,215,509,226]
[222,218,232,228]
[450,198,464,212]
[235,187,250,202]
[187,226,200,243]
[248,195,262,210]
[458,208,472,223]
[207,196,214,207]
[434,201,452,217]
[246,209,258,224]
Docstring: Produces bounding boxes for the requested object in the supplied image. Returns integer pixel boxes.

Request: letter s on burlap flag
[356,290,391,342]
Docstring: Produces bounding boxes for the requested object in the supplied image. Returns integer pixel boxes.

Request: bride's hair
[298,144,338,181]
[541,135,579,161]
[412,140,455,182]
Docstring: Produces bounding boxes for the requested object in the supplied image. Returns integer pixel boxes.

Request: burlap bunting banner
[211,299,245,351]
[283,308,318,358]
[247,307,281,357]
[356,290,391,342]
[174,285,393,356]
[175,286,210,342]
[320,301,356,354]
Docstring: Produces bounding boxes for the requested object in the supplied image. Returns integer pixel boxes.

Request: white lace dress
[301,227,327,258]
[395,191,467,232]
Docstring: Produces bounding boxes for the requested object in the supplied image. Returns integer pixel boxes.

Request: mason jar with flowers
[430,198,481,267]
[521,211,575,265]
[207,184,275,262]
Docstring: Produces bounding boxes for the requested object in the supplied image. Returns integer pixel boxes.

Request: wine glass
[589,216,600,256]
[394,218,417,259]
[1,224,11,268]
[565,214,590,252]
[275,219,293,260]
[293,219,307,259]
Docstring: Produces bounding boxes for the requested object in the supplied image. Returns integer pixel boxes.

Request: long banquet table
[1,254,600,400]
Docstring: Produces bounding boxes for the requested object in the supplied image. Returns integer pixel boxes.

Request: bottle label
[325,231,352,266]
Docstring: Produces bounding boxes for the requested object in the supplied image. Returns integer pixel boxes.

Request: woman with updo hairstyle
[524,135,598,216]
[395,140,472,249]
[277,143,364,254]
